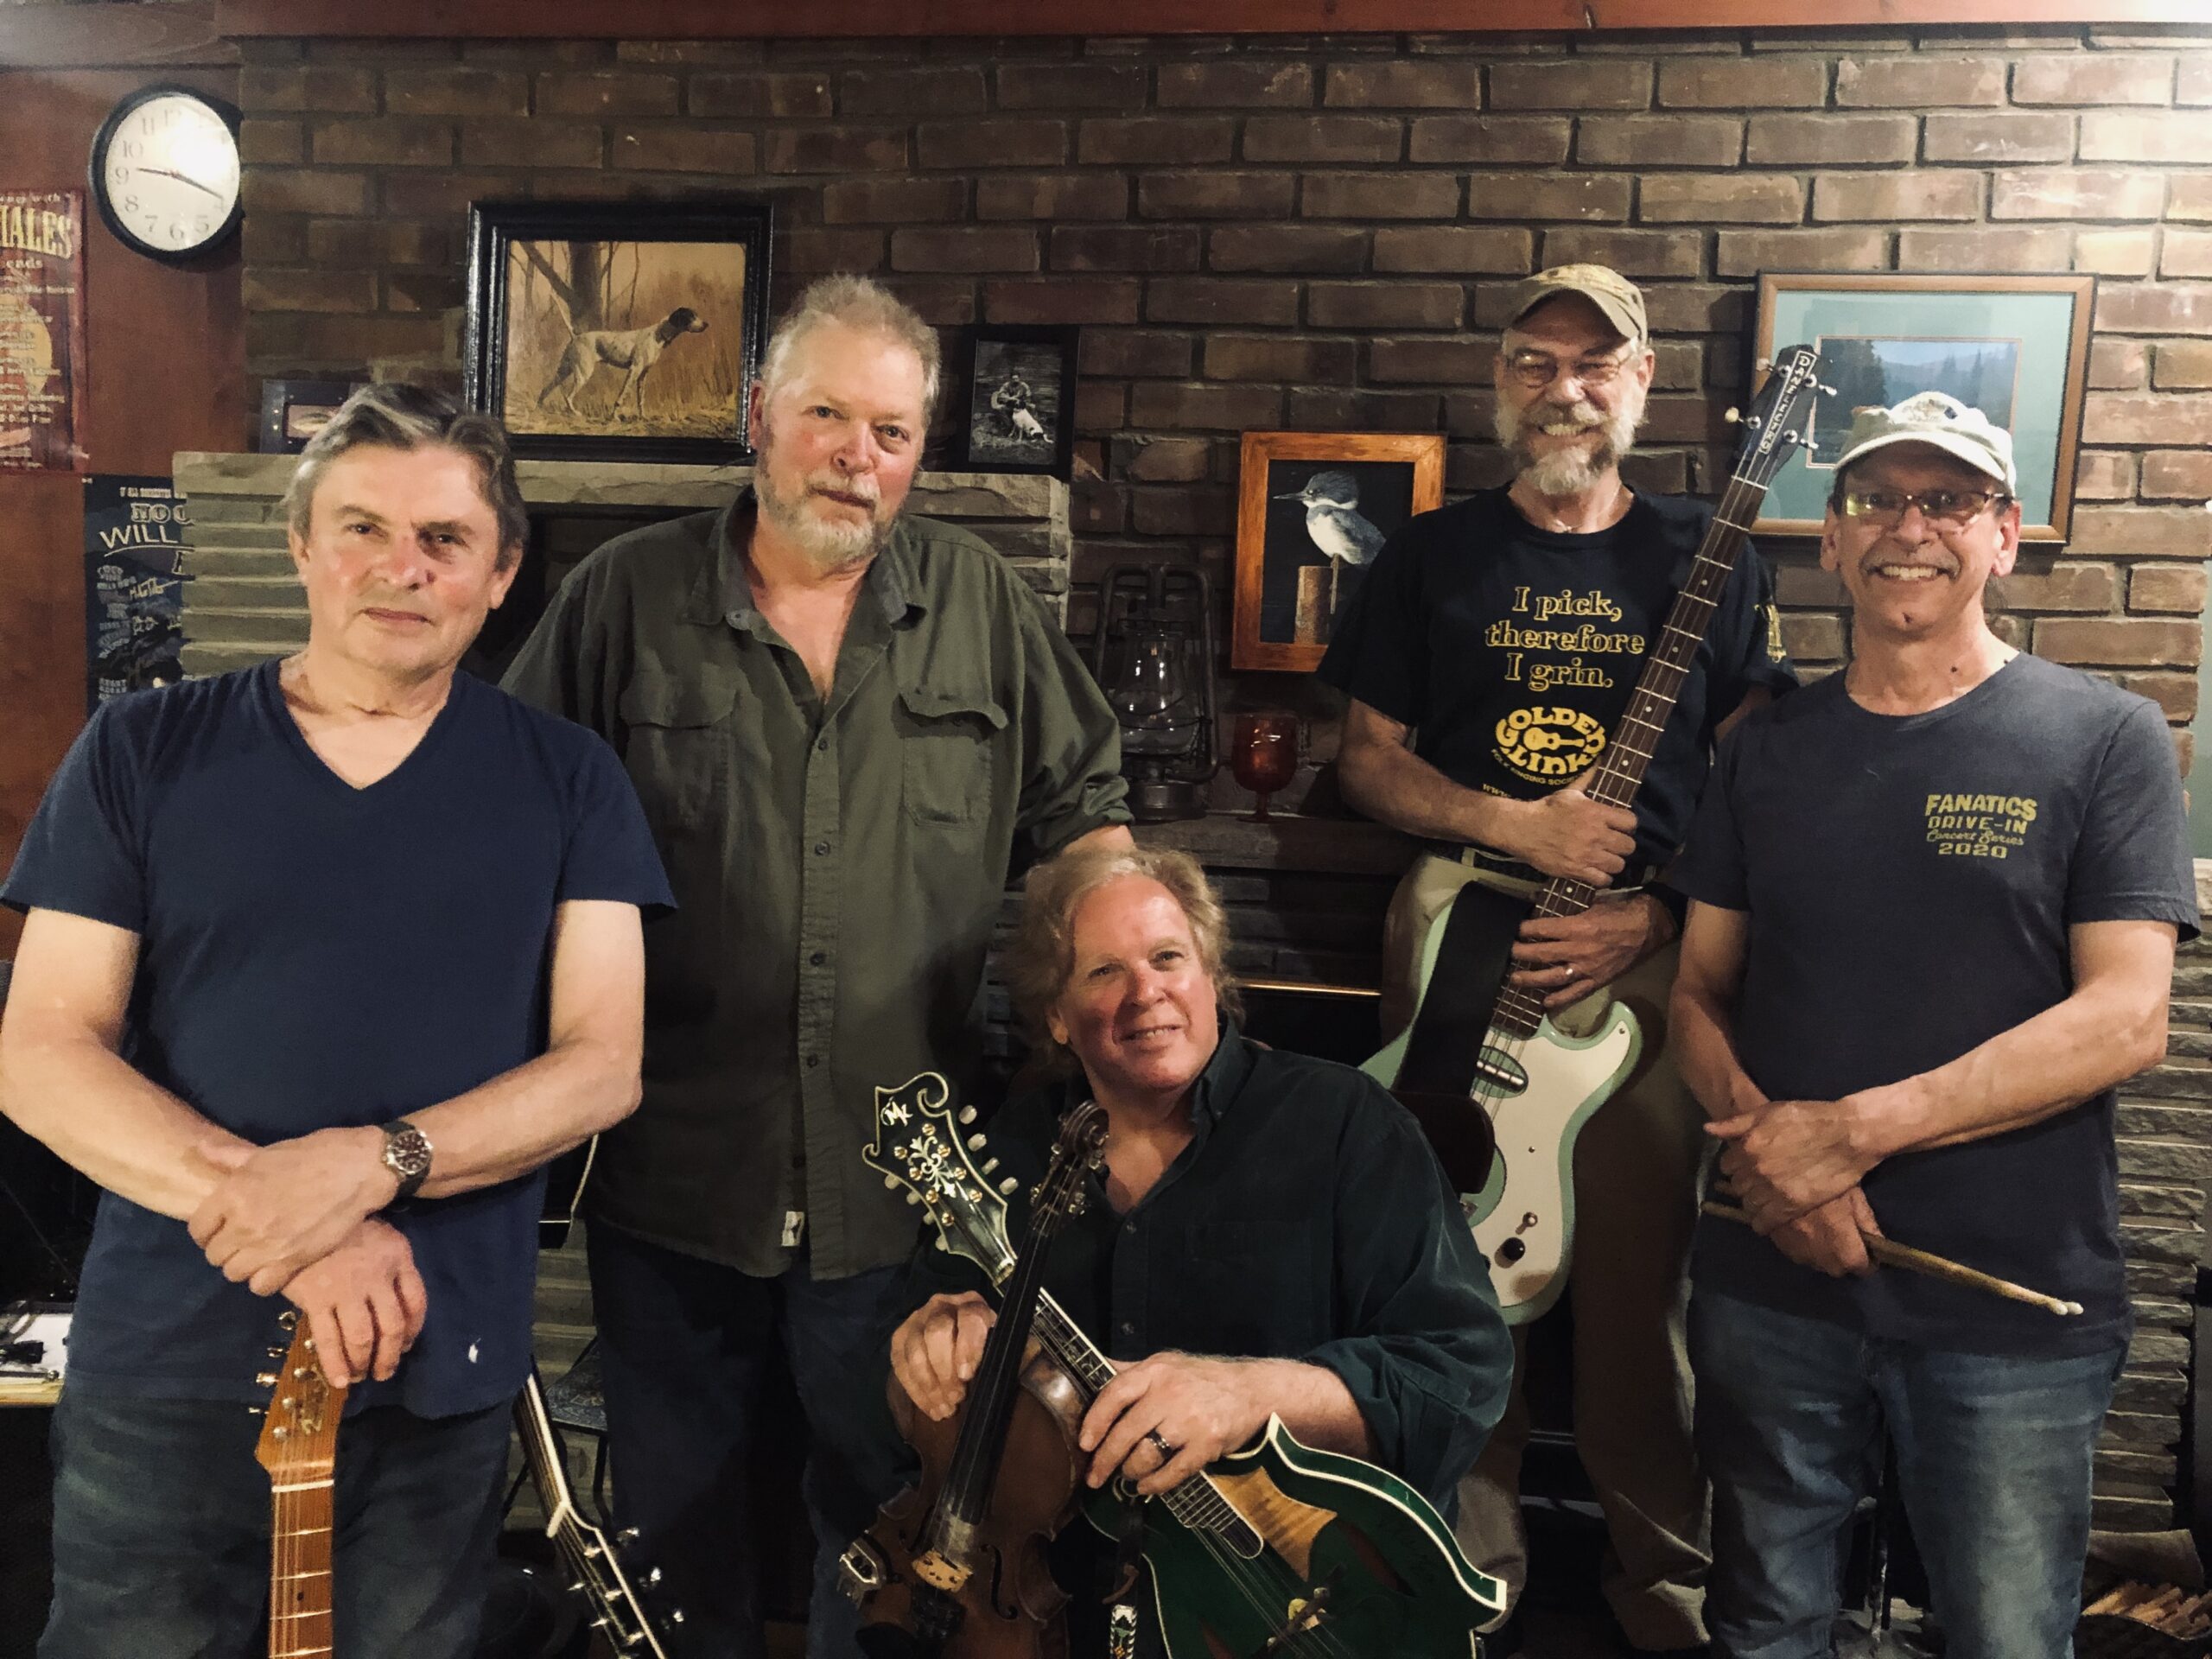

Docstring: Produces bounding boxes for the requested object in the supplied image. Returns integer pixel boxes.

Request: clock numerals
[92,87,240,261]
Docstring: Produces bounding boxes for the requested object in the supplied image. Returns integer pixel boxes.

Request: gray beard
[754,466,890,572]
[1494,397,1640,497]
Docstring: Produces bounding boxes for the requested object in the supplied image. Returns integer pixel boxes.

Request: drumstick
[1700,1200,2084,1318]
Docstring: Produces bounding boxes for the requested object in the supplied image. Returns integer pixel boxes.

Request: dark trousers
[40,1388,511,1659]
[588,1224,910,1659]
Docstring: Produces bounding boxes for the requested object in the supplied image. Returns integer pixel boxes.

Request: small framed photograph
[1233,430,1444,672]
[955,324,1077,479]
[1751,273,2095,543]
[257,378,364,454]
[464,198,773,463]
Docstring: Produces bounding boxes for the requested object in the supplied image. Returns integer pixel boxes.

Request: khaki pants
[1382,852,1711,1650]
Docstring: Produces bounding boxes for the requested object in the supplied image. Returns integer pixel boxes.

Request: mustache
[808,474,881,508]
[1519,398,1605,435]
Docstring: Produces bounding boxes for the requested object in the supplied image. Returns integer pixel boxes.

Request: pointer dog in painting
[540,305,709,421]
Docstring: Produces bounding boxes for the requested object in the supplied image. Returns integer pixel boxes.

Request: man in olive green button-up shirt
[502,276,1130,1658]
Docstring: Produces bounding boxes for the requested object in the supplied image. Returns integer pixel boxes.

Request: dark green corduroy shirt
[502,492,1129,1276]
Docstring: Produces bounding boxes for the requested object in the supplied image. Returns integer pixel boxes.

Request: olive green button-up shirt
[502,492,1129,1277]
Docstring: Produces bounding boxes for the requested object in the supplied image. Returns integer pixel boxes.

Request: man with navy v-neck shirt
[0,385,671,1659]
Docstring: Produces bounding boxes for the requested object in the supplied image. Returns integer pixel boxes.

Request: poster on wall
[85,475,192,709]
[0,190,87,474]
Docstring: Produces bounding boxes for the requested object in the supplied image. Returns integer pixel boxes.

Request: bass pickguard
[1363,894,1643,1325]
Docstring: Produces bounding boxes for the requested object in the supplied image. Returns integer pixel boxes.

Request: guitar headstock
[1734,344,1828,491]
[866,1072,1020,1284]
[253,1311,343,1480]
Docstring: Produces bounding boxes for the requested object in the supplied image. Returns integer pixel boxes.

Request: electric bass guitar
[254,1311,342,1659]
[859,1072,1507,1659]
[1363,345,1829,1325]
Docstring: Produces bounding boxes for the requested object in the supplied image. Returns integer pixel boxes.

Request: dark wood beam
[210,0,2212,36]
[0,2,234,69]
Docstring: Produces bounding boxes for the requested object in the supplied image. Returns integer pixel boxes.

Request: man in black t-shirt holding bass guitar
[1319,264,1796,1658]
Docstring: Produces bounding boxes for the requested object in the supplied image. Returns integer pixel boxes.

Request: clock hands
[136,166,225,201]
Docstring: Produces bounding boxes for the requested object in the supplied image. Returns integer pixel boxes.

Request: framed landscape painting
[1751,273,2094,543]
[465,199,772,463]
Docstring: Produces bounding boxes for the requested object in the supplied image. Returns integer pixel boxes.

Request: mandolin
[1363,344,1830,1325]
[254,1311,342,1659]
[859,1073,1507,1659]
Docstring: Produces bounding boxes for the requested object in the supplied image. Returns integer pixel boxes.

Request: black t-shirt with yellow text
[1319,486,1796,878]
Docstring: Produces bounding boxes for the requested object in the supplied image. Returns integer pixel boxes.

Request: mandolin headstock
[865,1071,1022,1285]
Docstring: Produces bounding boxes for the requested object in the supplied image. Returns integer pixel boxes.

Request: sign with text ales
[0,190,87,473]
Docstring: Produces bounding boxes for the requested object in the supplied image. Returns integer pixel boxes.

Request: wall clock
[88,86,242,264]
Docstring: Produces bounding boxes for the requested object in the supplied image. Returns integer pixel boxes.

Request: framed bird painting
[1232,430,1444,672]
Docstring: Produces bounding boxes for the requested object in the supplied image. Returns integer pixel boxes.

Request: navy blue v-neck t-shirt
[3,664,671,1415]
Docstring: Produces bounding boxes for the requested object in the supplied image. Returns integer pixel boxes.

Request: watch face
[93,90,240,259]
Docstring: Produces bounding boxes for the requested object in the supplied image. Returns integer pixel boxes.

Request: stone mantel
[168,452,1072,677]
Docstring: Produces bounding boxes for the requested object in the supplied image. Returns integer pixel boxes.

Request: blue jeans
[588,1224,911,1659]
[1690,1287,2123,1659]
[40,1387,511,1659]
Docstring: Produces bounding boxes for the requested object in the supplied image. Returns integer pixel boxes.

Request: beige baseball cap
[1834,391,2018,494]
[1503,264,1648,346]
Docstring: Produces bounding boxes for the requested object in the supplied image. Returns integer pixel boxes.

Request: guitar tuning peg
[904,1191,922,1205]
[645,1567,663,1586]
[568,1580,586,1594]
[966,1134,986,1151]
[670,1608,685,1625]
[882,1173,899,1191]
[981,1157,999,1174]
[933,1236,948,1250]
[617,1527,639,1544]
[256,1371,278,1388]
[958,1106,977,1124]
[1818,380,1838,396]
[999,1177,1019,1196]
[1724,406,1741,423]
[1753,355,1770,372]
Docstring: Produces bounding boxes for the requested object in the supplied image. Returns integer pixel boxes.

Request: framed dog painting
[953,324,1077,480]
[465,199,772,463]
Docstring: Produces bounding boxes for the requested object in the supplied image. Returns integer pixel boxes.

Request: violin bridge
[911,1549,971,1593]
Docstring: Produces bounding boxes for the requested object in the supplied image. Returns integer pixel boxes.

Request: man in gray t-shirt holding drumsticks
[1669,391,2197,1659]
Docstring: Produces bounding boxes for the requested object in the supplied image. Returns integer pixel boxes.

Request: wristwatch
[375,1118,433,1203]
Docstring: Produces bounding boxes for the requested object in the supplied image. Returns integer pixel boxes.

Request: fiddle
[842,1092,1108,1658]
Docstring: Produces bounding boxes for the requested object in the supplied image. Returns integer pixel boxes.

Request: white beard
[1495,391,1643,497]
[755,461,890,571]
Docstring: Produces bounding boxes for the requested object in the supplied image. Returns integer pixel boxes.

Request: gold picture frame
[1232,429,1445,672]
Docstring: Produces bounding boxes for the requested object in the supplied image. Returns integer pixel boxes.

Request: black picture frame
[954,324,1077,480]
[256,378,364,454]
[464,198,773,464]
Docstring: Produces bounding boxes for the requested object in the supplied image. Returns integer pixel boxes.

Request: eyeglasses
[1839,487,2011,528]
[1503,348,1634,391]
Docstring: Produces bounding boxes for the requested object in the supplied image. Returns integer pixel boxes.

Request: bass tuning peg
[958,1106,977,1125]
[882,1173,899,1191]
[999,1176,1019,1196]
[966,1133,986,1151]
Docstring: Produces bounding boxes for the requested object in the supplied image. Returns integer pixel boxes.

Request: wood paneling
[0,67,244,954]
[0,3,232,70]
[213,0,2212,34]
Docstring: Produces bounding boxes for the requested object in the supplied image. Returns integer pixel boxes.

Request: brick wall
[233,25,2212,766]
[228,25,2212,1530]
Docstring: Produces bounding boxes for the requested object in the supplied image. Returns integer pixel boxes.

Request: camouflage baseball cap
[1834,391,2018,494]
[1504,264,1648,345]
